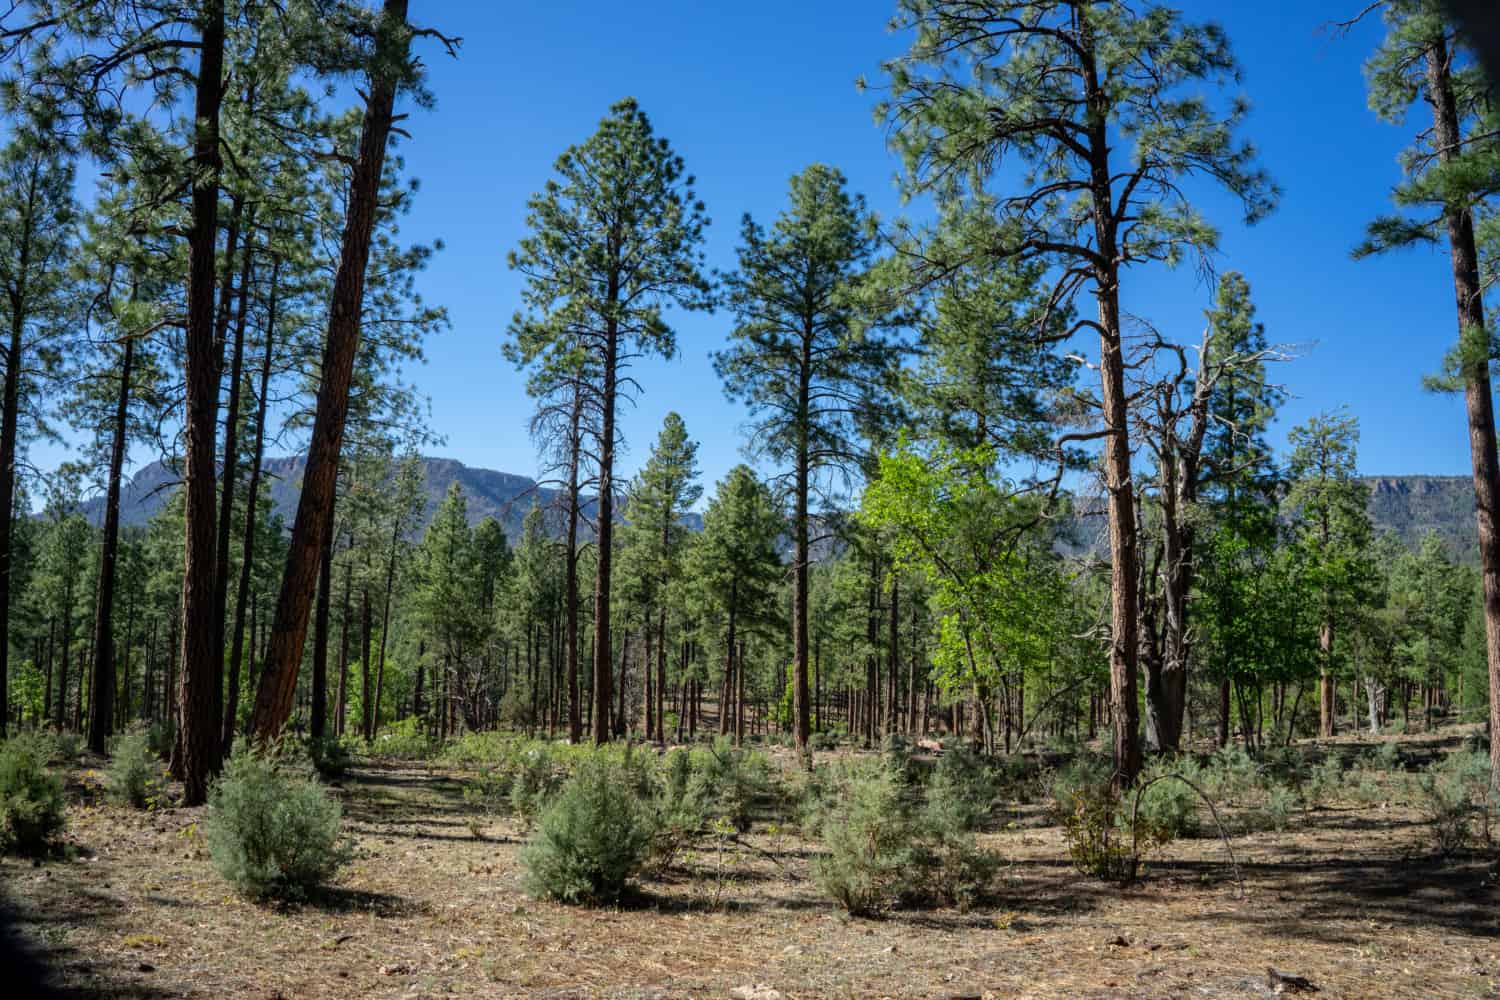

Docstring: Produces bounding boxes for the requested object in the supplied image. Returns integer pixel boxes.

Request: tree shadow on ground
[0,888,177,999]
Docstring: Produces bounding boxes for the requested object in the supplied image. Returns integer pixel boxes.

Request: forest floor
[3,726,1499,1000]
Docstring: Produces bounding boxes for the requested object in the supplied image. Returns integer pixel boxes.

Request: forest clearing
[4,722,1499,999]
[3,0,1500,997]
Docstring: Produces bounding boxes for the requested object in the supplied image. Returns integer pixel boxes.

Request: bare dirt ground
[4,730,1499,999]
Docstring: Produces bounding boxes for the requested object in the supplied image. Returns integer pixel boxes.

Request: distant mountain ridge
[80,455,675,542]
[80,460,1476,558]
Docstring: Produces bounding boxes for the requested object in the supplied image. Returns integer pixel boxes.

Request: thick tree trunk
[310,500,335,740]
[86,335,134,753]
[0,160,40,741]
[1421,41,1500,788]
[178,0,229,805]
[250,0,412,741]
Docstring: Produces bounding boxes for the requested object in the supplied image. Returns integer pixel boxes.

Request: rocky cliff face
[1361,475,1475,558]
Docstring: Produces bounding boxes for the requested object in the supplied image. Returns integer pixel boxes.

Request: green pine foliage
[0,733,67,855]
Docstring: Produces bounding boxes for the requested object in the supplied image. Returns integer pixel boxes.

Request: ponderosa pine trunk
[791,336,812,753]
[86,334,133,753]
[1080,21,1143,786]
[591,272,621,744]
[213,209,257,754]
[1422,38,1500,789]
[179,1,228,805]
[0,154,45,741]
[310,498,335,740]
[250,0,413,742]
[223,259,278,757]
[565,392,583,743]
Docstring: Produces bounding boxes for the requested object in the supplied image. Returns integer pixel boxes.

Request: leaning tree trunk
[310,498,335,741]
[86,335,134,753]
[178,1,229,805]
[249,0,413,742]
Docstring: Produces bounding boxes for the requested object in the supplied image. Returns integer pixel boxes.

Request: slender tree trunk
[791,337,813,753]
[1318,620,1336,739]
[360,585,372,741]
[213,209,256,742]
[565,393,583,743]
[224,265,278,755]
[655,607,667,744]
[251,0,413,741]
[336,560,351,737]
[592,284,621,744]
[86,335,134,753]
[372,514,400,742]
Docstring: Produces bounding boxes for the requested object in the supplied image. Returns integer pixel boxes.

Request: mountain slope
[81,459,1475,556]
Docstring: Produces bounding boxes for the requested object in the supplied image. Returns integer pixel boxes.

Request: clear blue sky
[38,0,1480,500]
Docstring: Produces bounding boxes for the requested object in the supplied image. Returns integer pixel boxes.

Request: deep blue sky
[38,0,1479,500]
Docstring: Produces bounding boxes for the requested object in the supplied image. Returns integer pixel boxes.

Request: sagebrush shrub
[0,734,67,854]
[803,754,999,916]
[206,748,352,900]
[924,745,998,833]
[807,759,919,916]
[520,755,657,905]
[1414,751,1492,855]
[105,728,160,809]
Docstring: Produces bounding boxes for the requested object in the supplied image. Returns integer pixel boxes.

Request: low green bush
[806,756,999,916]
[924,745,998,833]
[51,731,83,765]
[1130,757,1201,839]
[520,754,657,905]
[1049,758,1176,882]
[105,728,161,809]
[372,718,437,759]
[511,745,566,827]
[806,759,920,916]
[0,734,67,854]
[1413,751,1493,855]
[1204,743,1258,803]
[1304,754,1345,808]
[206,747,352,900]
